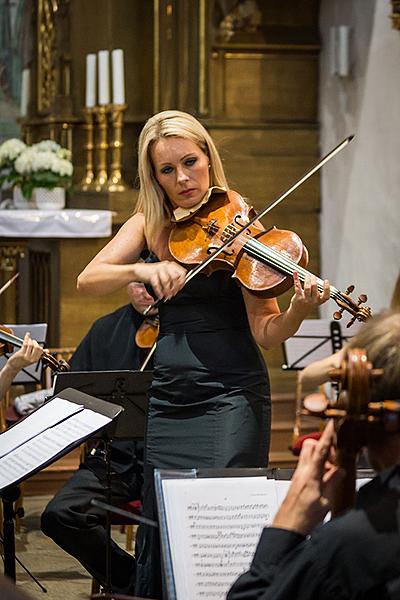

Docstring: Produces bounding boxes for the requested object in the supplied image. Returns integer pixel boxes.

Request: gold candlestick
[108,103,127,192]
[80,107,95,190]
[93,105,109,191]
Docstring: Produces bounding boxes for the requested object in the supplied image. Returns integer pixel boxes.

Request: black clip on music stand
[53,370,153,596]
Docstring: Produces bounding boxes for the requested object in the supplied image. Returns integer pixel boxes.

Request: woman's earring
[208,163,211,169]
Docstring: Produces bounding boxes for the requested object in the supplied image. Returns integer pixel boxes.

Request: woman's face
[150,136,210,209]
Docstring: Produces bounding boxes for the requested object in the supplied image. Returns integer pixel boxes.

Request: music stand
[53,370,152,439]
[52,370,152,594]
[282,319,364,370]
[0,388,122,584]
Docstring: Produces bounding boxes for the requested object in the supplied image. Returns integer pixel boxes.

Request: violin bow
[0,272,19,296]
[144,135,354,315]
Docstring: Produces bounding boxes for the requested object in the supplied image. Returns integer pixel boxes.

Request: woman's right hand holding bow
[133,260,187,301]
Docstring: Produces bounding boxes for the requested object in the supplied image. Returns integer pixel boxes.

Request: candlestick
[111,49,125,105]
[20,69,30,117]
[108,103,127,192]
[93,105,109,191]
[79,107,95,190]
[98,50,110,105]
[85,54,96,107]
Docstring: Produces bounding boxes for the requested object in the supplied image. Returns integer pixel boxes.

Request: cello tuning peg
[358,294,367,304]
[333,310,343,321]
[346,315,357,328]
[345,284,355,295]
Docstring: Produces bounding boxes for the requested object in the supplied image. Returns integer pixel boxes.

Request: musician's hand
[290,272,330,318]
[8,333,43,372]
[272,420,344,536]
[133,261,187,300]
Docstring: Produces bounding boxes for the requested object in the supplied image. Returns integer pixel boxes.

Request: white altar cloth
[0,209,113,238]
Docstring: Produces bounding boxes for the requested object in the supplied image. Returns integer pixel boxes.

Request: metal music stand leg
[1,485,20,580]
[1,485,47,592]
[104,437,112,595]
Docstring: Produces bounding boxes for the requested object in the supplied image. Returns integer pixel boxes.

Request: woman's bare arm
[298,348,345,387]
[242,273,330,350]
[77,213,147,295]
[77,213,186,299]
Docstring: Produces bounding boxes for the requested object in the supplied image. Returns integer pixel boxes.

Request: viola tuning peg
[346,316,356,328]
[345,284,355,295]
[358,294,367,303]
[333,311,343,321]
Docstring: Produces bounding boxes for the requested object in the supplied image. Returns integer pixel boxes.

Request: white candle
[98,50,110,105]
[85,54,97,107]
[112,49,125,105]
[338,25,351,77]
[20,68,30,117]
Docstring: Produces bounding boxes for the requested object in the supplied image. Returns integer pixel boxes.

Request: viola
[135,316,160,349]
[0,325,70,373]
[168,189,372,327]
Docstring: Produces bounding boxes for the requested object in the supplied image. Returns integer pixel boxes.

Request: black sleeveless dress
[135,270,271,598]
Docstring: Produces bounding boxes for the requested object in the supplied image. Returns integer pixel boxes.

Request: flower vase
[35,187,66,210]
[13,186,36,209]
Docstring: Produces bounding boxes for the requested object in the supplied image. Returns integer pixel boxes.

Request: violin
[0,325,70,373]
[135,316,160,349]
[168,190,372,327]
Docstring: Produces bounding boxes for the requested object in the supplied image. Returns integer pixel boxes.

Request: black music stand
[281,318,364,370]
[0,388,122,585]
[53,370,152,439]
[53,370,152,595]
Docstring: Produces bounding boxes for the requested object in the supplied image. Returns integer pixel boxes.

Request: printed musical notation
[162,477,281,599]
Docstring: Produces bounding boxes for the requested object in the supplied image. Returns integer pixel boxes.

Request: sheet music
[0,408,111,490]
[275,479,292,505]
[161,474,375,599]
[0,397,84,459]
[162,476,279,600]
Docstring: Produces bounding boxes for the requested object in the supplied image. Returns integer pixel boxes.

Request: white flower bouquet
[0,138,73,199]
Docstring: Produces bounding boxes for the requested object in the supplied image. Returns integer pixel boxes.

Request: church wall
[319,0,400,315]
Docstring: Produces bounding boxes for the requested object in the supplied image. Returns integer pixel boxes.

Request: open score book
[0,388,121,493]
[155,470,373,600]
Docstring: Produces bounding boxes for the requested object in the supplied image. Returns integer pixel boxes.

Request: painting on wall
[0,0,32,140]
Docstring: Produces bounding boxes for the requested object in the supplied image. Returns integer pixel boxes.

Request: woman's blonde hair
[135,110,228,244]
